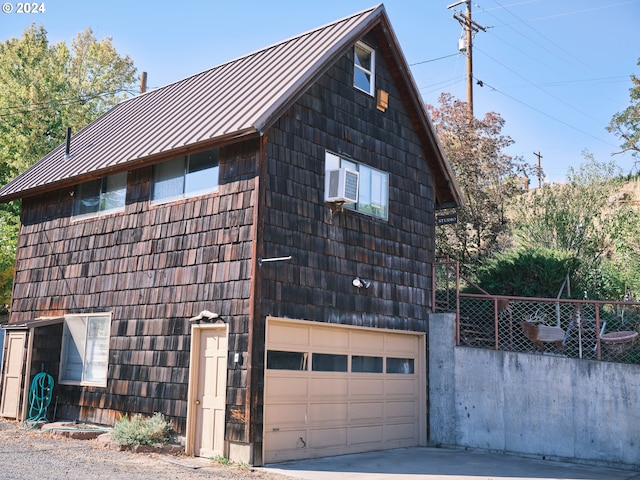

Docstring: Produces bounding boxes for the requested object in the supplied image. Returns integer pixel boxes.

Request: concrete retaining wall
[429,313,640,469]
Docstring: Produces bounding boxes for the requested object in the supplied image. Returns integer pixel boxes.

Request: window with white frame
[73,172,127,217]
[354,42,375,95]
[59,313,111,387]
[325,151,389,219]
[151,148,219,203]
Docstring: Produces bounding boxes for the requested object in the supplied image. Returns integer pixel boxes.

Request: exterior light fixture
[189,310,224,323]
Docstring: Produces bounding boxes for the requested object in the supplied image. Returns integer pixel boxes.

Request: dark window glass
[266,350,307,371]
[74,172,127,217]
[185,149,219,195]
[352,355,383,373]
[74,179,102,215]
[386,357,414,374]
[312,353,348,372]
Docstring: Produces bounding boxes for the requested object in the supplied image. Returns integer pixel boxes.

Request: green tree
[472,247,578,298]
[608,57,640,164]
[509,153,640,299]
[0,24,137,183]
[0,24,137,307]
[427,93,536,270]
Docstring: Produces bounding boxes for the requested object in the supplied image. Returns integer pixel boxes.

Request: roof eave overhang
[0,128,260,203]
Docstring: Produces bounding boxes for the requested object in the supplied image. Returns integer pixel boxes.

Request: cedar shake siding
[11,141,258,432]
[250,31,435,450]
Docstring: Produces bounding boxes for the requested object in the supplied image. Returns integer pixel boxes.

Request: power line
[474,45,599,122]
[529,0,640,22]
[480,0,594,75]
[539,76,631,87]
[409,53,460,66]
[473,77,618,148]
[0,88,136,118]
[475,0,632,124]
[419,75,467,97]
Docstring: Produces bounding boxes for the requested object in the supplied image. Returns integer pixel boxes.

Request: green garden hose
[23,372,54,428]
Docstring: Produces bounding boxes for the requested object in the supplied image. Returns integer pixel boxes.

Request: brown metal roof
[0,4,462,207]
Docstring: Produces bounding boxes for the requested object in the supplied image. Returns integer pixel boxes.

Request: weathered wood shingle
[12,142,257,433]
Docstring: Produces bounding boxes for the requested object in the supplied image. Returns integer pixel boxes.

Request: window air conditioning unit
[325,167,359,204]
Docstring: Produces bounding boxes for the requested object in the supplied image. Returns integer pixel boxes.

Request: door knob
[195,400,201,405]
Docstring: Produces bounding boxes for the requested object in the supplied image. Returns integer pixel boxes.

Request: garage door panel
[385,378,417,395]
[385,400,417,420]
[349,402,383,421]
[265,376,309,397]
[265,403,307,425]
[351,331,384,350]
[385,422,418,442]
[309,427,347,448]
[349,425,384,445]
[385,334,418,353]
[308,403,348,423]
[350,377,384,395]
[309,377,348,396]
[312,328,349,349]
[264,429,308,452]
[269,324,309,346]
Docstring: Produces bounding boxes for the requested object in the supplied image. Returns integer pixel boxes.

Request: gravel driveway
[0,419,298,480]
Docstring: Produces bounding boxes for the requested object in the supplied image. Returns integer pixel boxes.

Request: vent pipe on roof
[64,127,72,160]
[140,72,147,94]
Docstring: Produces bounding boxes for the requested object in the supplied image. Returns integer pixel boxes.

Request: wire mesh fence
[433,260,640,364]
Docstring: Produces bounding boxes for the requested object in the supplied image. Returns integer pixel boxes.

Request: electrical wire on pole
[447,0,486,118]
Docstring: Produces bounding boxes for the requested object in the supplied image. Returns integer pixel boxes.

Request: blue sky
[1,0,639,182]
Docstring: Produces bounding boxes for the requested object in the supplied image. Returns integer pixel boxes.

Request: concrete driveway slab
[262,447,639,480]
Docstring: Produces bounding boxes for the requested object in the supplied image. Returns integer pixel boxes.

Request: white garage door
[263,317,426,463]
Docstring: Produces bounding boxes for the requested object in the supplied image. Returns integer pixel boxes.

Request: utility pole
[533,151,543,187]
[448,1,486,118]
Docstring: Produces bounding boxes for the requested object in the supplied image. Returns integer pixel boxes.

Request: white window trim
[354,41,375,96]
[59,313,112,387]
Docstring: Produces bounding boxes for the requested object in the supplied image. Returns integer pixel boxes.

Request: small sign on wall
[436,213,458,225]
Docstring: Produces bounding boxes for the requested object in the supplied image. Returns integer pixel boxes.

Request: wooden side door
[193,327,228,458]
[0,331,27,419]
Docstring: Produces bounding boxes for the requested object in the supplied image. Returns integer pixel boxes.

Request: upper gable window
[354,42,375,95]
[152,148,219,203]
[73,172,127,218]
[326,151,389,220]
